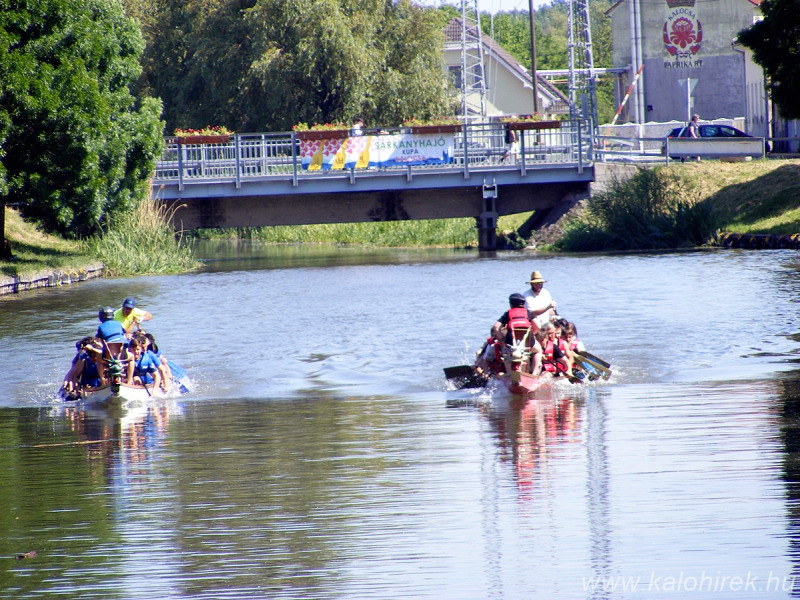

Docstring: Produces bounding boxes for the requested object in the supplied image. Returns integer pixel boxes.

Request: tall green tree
[738,0,800,120]
[131,0,454,132]
[0,0,164,240]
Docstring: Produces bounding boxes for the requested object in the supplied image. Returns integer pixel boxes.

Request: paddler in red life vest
[491,293,543,375]
[540,321,573,378]
[522,270,557,328]
[474,331,507,377]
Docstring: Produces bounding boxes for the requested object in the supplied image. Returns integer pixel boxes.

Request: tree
[738,0,800,120]
[130,0,454,133]
[0,0,164,240]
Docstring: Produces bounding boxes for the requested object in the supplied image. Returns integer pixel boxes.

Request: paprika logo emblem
[663,9,702,58]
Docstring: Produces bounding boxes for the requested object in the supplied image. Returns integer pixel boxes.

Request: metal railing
[153,119,594,190]
[594,134,800,164]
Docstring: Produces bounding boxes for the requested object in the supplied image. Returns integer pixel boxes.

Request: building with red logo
[606,0,769,136]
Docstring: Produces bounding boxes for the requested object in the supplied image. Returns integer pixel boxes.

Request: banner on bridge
[298,133,454,171]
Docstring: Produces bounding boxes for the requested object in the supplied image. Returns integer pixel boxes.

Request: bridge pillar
[478,181,499,251]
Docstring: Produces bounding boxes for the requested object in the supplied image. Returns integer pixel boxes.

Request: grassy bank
[556,158,800,251]
[3,158,799,278]
[674,159,800,234]
[1,208,91,277]
[190,213,534,248]
[1,199,200,279]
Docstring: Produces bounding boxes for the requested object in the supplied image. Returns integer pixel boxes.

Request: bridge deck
[153,119,593,198]
[151,120,595,250]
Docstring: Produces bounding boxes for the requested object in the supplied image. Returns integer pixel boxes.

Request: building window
[449,66,462,89]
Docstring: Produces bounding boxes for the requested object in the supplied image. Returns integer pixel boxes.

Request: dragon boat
[60,354,190,410]
[444,326,611,395]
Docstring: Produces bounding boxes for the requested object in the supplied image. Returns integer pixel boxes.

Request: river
[1,244,799,599]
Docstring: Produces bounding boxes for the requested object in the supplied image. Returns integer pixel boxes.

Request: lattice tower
[460,0,487,121]
[567,0,598,129]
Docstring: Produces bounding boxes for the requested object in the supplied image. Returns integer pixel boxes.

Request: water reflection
[192,239,482,273]
[59,402,175,471]
[777,373,800,596]
[480,389,582,499]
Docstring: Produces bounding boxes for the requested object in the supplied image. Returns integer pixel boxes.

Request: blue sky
[416,0,554,13]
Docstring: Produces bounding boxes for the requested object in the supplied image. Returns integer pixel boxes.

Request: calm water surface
[1,244,800,599]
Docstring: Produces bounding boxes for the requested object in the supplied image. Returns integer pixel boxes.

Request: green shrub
[557,167,718,251]
[90,197,200,275]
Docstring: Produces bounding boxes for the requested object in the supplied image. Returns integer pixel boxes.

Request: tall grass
[90,197,200,275]
[189,213,535,249]
[557,167,718,251]
[191,218,481,248]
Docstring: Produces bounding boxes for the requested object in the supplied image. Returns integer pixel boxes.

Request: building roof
[444,18,568,109]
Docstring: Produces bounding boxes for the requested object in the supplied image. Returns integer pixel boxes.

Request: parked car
[662,124,769,157]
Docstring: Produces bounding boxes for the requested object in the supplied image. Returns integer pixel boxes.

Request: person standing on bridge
[687,114,701,162]
[351,117,364,137]
[501,122,519,163]
[523,271,557,328]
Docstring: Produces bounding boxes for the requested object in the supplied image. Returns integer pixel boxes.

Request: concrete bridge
[152,119,596,250]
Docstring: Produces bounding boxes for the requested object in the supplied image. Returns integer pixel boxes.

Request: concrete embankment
[0,262,104,296]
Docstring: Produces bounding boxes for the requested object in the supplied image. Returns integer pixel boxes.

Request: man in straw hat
[523,270,557,328]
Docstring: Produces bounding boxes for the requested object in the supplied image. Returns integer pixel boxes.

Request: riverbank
[539,158,800,250]
[0,208,102,292]
[3,157,799,293]
[1,199,199,296]
[678,158,800,234]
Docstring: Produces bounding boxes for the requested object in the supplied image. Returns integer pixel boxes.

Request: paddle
[443,365,488,389]
[574,351,612,380]
[577,350,611,369]
[165,359,191,393]
[444,365,474,380]
[543,357,584,384]
[572,356,601,381]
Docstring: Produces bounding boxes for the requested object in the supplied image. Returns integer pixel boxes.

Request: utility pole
[528,0,538,114]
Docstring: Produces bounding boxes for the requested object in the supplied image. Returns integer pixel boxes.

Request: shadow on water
[191,240,484,273]
[777,371,800,594]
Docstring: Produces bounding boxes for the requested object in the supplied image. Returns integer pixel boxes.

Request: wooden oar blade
[574,354,612,380]
[444,365,474,379]
[443,365,488,389]
[577,350,611,369]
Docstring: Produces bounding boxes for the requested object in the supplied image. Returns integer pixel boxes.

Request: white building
[443,18,569,119]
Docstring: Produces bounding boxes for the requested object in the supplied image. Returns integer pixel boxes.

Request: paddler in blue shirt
[96,306,128,359]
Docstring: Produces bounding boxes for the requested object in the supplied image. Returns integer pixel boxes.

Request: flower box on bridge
[406,124,462,134]
[295,129,350,141]
[177,134,231,145]
[507,120,561,131]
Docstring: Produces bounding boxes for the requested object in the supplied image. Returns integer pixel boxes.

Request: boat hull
[499,369,544,395]
[80,382,153,410]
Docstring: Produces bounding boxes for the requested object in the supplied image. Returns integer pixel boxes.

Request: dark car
[662,124,769,157]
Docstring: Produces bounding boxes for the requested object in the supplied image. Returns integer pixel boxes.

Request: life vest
[487,338,505,374]
[542,338,568,373]
[80,354,102,388]
[507,306,531,340]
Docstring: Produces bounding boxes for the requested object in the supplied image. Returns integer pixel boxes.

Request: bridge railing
[153,119,593,189]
